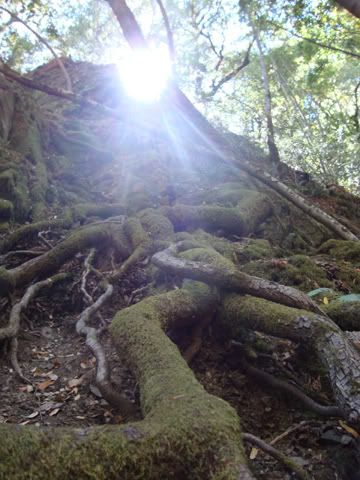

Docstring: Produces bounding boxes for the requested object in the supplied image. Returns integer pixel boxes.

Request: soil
[1,256,359,479]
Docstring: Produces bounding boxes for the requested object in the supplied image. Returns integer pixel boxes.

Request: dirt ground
[0,259,359,480]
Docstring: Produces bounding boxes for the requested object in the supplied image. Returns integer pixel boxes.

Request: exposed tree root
[0,282,255,479]
[237,357,341,417]
[220,294,360,425]
[242,433,311,480]
[153,242,322,313]
[76,248,136,418]
[0,272,67,342]
[0,223,131,296]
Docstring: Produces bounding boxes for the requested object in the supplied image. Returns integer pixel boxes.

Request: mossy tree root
[0,283,255,480]
[152,242,322,313]
[160,193,271,236]
[0,222,131,296]
[220,294,360,425]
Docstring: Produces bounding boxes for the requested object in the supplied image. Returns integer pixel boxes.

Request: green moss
[0,267,14,295]
[73,203,125,222]
[243,255,331,291]
[238,239,273,262]
[0,199,13,221]
[137,209,174,241]
[318,239,360,262]
[324,300,360,330]
[179,246,236,271]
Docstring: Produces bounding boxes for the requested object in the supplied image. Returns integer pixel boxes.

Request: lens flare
[117,46,171,102]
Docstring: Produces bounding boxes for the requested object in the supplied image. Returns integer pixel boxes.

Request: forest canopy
[0,0,359,188]
[1,1,360,479]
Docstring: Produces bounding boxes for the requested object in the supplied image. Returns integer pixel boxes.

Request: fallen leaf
[48,373,58,381]
[249,447,258,460]
[39,401,63,413]
[19,420,31,425]
[323,297,329,305]
[74,394,81,401]
[27,411,39,419]
[49,408,60,416]
[339,420,359,438]
[37,379,54,391]
[68,377,83,389]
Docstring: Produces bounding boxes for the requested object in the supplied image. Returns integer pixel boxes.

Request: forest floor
[0,255,357,479]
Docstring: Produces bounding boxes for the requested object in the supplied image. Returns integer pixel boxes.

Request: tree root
[0,282,255,479]
[0,222,131,296]
[242,433,311,480]
[161,194,271,236]
[0,272,68,342]
[76,275,136,419]
[76,248,136,418]
[153,242,322,313]
[236,357,341,417]
[221,294,360,425]
[0,273,67,383]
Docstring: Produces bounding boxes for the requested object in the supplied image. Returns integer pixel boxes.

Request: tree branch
[0,6,72,91]
[267,18,360,60]
[155,0,175,63]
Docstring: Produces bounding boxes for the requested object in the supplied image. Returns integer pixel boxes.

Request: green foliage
[0,0,359,189]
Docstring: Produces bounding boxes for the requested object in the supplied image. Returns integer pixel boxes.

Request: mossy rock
[243,254,331,292]
[318,239,360,262]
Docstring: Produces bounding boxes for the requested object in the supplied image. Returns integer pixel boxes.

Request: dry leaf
[27,411,39,419]
[323,297,329,305]
[68,377,83,389]
[37,379,54,391]
[49,408,60,417]
[339,420,359,438]
[48,373,58,381]
[249,447,258,460]
[19,420,31,425]
[74,394,81,401]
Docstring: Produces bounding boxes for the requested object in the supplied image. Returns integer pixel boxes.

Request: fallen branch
[243,433,311,480]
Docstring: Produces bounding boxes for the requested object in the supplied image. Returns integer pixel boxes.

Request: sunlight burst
[117,46,171,102]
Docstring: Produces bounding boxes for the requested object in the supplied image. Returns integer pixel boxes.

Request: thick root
[220,294,360,425]
[0,283,254,479]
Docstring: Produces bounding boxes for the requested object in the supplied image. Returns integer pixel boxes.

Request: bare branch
[207,40,253,97]
[0,6,73,91]
[155,0,175,63]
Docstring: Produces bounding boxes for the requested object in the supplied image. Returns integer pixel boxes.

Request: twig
[38,231,53,250]
[269,420,310,446]
[243,432,311,480]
